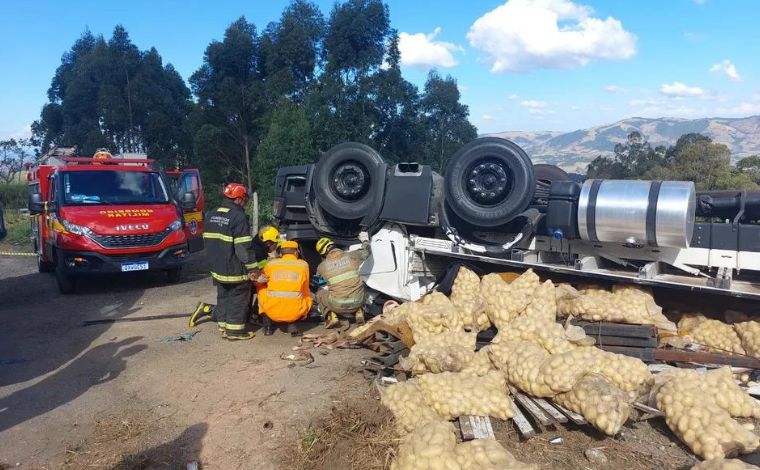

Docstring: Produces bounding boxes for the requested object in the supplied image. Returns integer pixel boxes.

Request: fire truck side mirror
[29,193,45,215]
[180,192,196,212]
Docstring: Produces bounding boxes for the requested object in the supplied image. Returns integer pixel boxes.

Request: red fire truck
[28,150,205,294]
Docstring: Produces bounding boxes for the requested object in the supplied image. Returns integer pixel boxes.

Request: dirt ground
[2,249,760,470]
[0,253,372,469]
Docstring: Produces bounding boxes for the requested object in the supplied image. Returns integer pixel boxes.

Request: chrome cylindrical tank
[577,180,696,248]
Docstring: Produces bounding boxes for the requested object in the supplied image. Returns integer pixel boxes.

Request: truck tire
[313,143,386,220]
[37,254,54,273]
[444,137,535,227]
[55,266,76,294]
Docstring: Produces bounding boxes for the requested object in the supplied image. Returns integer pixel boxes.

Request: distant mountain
[489,116,760,173]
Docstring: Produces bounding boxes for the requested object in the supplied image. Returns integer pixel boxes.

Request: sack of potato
[460,347,497,376]
[481,270,540,328]
[392,420,537,470]
[492,313,576,354]
[654,369,760,460]
[692,459,760,470]
[454,439,539,470]
[524,279,558,322]
[449,266,491,331]
[554,373,632,435]
[401,331,477,374]
[489,341,594,397]
[557,284,677,332]
[381,381,444,434]
[734,321,760,358]
[401,293,464,341]
[678,314,745,355]
[574,346,654,396]
[417,371,515,420]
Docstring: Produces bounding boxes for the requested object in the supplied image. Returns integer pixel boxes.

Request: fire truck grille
[90,231,169,249]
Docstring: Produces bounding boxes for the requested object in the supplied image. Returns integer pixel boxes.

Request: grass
[2,209,32,248]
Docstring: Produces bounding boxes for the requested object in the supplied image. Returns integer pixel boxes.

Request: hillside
[489,116,760,173]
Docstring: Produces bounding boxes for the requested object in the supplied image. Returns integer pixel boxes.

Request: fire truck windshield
[62,171,170,206]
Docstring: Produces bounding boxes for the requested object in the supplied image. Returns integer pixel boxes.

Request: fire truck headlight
[169,219,183,232]
[62,219,92,237]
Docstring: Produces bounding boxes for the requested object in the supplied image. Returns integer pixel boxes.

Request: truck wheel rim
[465,159,511,205]
[331,161,369,201]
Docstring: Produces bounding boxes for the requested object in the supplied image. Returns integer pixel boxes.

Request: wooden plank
[459,416,475,441]
[514,393,553,427]
[511,404,536,439]
[574,321,657,339]
[532,398,568,424]
[552,402,587,425]
[469,416,495,440]
[633,402,664,419]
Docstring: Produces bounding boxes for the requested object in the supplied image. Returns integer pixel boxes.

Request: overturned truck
[274,137,760,303]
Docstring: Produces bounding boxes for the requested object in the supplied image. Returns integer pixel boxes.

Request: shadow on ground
[111,423,208,470]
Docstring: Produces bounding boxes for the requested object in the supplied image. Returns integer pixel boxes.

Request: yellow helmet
[316,237,335,255]
[258,226,280,243]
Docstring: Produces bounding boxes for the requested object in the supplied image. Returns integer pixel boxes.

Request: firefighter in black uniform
[198,183,264,340]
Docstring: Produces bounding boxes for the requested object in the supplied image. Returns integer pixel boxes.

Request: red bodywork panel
[29,157,205,267]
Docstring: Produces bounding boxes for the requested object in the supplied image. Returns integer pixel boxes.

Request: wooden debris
[511,404,536,439]
[459,416,496,440]
[532,398,568,424]
[632,402,664,420]
[514,392,553,427]
[552,403,587,425]
[348,318,415,347]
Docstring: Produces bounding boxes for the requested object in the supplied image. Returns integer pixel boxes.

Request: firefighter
[198,183,263,340]
[257,225,282,259]
[315,233,370,328]
[257,240,312,336]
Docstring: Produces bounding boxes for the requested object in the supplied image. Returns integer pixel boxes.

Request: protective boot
[216,322,227,333]
[324,311,340,329]
[287,323,302,337]
[223,330,255,341]
[189,302,214,327]
[262,315,274,336]
[354,308,365,325]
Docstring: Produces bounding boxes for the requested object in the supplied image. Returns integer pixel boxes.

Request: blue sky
[1,0,759,139]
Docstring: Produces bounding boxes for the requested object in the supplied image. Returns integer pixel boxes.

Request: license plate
[121,261,149,272]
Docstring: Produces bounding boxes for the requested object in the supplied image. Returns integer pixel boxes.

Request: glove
[358,231,369,243]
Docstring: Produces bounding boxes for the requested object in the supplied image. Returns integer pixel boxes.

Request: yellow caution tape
[0,251,36,257]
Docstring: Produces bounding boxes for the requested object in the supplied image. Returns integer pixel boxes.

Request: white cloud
[692,0,706,5]
[660,81,705,97]
[508,93,520,100]
[398,27,462,69]
[599,106,615,111]
[0,125,32,140]
[482,114,496,121]
[717,102,760,116]
[570,105,581,110]
[466,0,637,73]
[605,85,625,93]
[710,59,742,81]
[520,99,547,108]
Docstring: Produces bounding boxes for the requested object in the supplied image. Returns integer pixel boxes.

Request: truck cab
[28,151,204,293]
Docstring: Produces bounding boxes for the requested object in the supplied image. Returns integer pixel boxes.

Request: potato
[554,373,632,435]
[381,381,443,434]
[557,284,677,332]
[450,267,491,331]
[678,314,745,355]
[417,371,515,420]
[691,459,760,470]
[734,321,760,359]
[481,270,539,328]
[655,369,760,460]
[454,439,539,470]
[401,331,478,374]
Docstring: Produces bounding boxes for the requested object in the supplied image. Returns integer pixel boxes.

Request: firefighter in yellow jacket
[315,233,370,328]
[257,240,312,336]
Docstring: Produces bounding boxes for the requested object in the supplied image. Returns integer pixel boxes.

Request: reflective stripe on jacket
[203,200,263,283]
[316,242,370,305]
[257,254,312,323]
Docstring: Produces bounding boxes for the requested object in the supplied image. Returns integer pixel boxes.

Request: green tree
[260,0,325,105]
[586,131,665,179]
[368,30,424,163]
[419,71,477,172]
[256,100,317,222]
[32,27,191,162]
[737,155,760,184]
[190,17,263,191]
